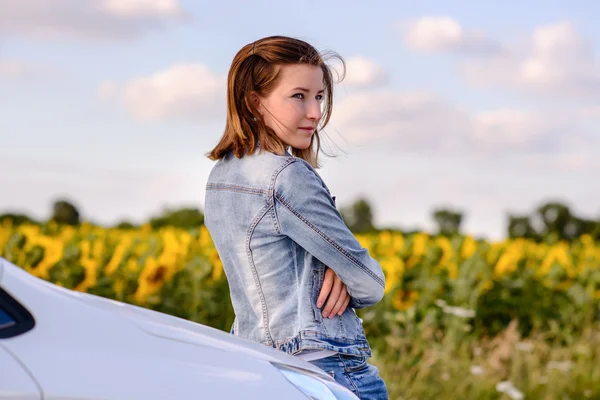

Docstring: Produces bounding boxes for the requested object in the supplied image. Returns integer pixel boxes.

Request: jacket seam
[246,204,275,345]
[274,190,385,288]
[268,157,296,234]
[206,183,268,196]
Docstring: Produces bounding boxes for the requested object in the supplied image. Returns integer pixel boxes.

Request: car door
[0,345,41,400]
[0,289,40,400]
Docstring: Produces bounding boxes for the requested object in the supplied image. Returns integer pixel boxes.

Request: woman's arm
[273,160,386,308]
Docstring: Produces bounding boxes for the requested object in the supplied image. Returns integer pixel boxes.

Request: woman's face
[257,64,324,150]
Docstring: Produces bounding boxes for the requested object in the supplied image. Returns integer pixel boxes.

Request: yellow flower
[199,225,213,248]
[461,235,477,259]
[92,240,105,260]
[380,257,405,294]
[392,232,405,253]
[406,233,429,268]
[392,290,419,311]
[379,231,392,246]
[105,236,133,275]
[481,279,494,293]
[355,234,371,252]
[134,256,167,304]
[212,254,224,281]
[74,257,98,292]
[412,233,429,257]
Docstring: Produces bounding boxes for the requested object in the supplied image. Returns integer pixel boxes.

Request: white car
[0,257,358,400]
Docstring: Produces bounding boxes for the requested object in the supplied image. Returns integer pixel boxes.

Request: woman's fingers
[330,284,349,316]
[322,275,343,318]
[317,268,335,308]
[338,295,351,316]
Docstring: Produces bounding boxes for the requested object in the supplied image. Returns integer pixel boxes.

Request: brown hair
[206,35,345,168]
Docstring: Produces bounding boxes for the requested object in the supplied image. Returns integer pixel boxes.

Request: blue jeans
[309,354,389,399]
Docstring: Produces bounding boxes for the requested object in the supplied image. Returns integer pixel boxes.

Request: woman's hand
[317,268,351,318]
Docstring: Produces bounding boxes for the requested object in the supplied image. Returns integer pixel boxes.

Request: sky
[1,0,599,240]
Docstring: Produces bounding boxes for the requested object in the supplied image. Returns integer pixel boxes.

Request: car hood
[0,258,327,377]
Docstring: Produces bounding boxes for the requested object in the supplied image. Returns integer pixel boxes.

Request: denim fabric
[309,354,389,399]
[204,148,386,357]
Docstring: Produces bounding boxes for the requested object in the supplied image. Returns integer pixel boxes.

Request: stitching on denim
[270,205,280,234]
[342,355,368,373]
[338,354,361,396]
[267,329,372,357]
[316,265,330,335]
[206,183,268,195]
[246,204,274,345]
[274,191,386,288]
[291,243,300,291]
[311,270,323,324]
[268,157,296,235]
[337,314,345,334]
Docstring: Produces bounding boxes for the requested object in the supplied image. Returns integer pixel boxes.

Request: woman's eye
[316,94,324,102]
[292,93,304,99]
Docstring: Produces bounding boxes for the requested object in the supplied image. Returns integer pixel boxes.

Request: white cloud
[462,21,600,100]
[331,89,471,149]
[342,57,389,88]
[101,0,182,17]
[523,152,600,173]
[519,22,600,97]
[101,63,225,121]
[579,106,600,119]
[98,81,120,100]
[0,59,61,79]
[0,60,33,78]
[0,0,186,41]
[472,109,569,149]
[401,16,503,55]
[331,90,582,156]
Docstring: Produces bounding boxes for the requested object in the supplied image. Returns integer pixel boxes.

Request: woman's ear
[250,92,261,113]
[245,93,261,119]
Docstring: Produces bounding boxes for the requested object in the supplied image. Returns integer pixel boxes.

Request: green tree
[432,208,463,236]
[149,207,204,230]
[507,215,538,240]
[114,221,137,230]
[564,217,600,240]
[535,201,572,240]
[51,199,81,226]
[340,198,375,233]
[0,213,38,226]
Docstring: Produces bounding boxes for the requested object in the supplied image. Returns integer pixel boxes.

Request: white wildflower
[496,381,524,400]
[547,361,573,373]
[470,365,484,376]
[434,299,475,318]
[435,299,447,308]
[516,342,534,352]
[441,372,450,381]
[444,305,476,318]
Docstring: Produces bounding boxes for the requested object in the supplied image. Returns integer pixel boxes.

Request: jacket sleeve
[273,160,385,308]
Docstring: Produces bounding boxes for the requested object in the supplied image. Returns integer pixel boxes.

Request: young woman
[205,35,388,399]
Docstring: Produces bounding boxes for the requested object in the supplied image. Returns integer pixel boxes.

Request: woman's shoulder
[209,148,302,187]
[274,156,330,195]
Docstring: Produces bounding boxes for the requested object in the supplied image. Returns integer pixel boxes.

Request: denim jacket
[204,147,385,357]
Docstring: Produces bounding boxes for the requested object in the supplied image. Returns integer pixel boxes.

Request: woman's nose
[306,100,322,121]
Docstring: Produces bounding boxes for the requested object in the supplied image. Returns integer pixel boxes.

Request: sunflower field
[1,219,600,399]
